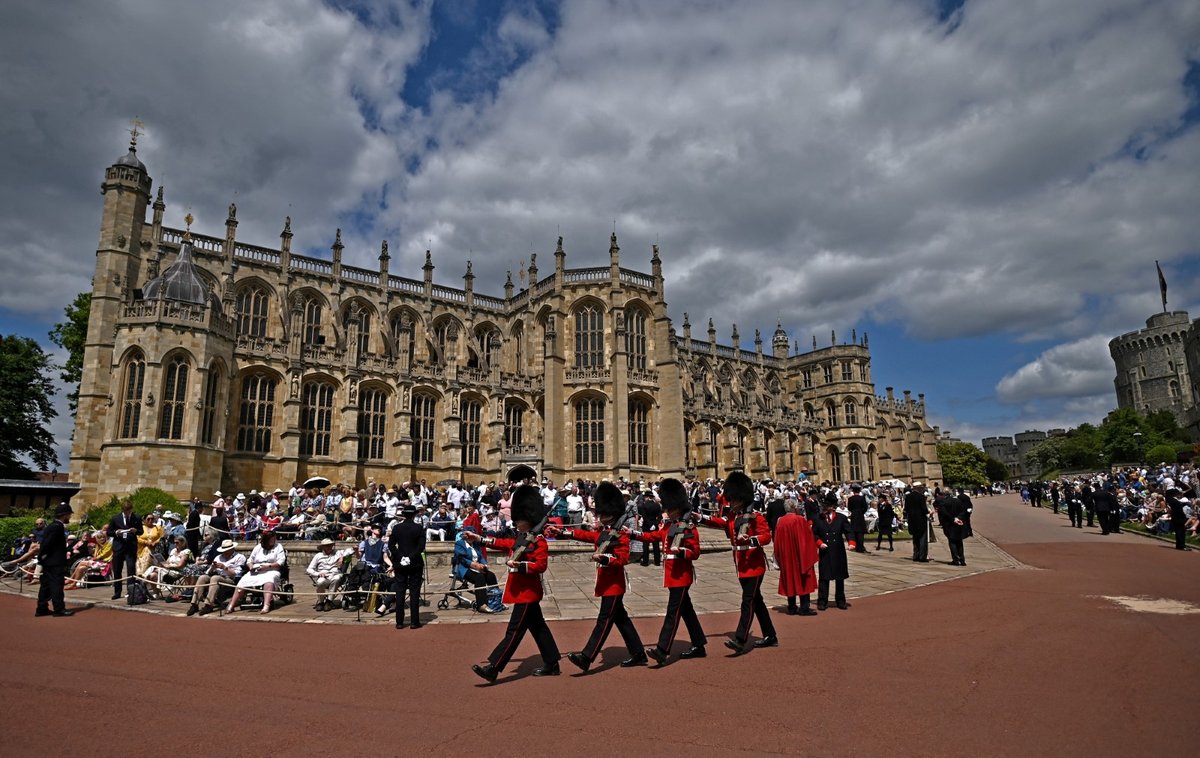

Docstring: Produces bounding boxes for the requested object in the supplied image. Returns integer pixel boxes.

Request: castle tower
[70,128,154,510]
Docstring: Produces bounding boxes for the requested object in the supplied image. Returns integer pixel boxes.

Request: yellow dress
[136,524,164,576]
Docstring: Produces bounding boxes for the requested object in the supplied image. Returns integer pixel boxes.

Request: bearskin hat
[507,464,538,484]
[593,481,626,518]
[658,478,690,515]
[510,484,547,526]
[722,471,754,506]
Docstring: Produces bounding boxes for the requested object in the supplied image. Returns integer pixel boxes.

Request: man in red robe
[773,499,819,616]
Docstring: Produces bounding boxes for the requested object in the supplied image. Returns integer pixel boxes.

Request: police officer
[35,503,75,617]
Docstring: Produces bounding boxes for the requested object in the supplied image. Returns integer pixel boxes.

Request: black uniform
[1050,483,1061,514]
[904,490,929,562]
[388,517,426,628]
[35,518,70,616]
[1167,492,1190,551]
[811,511,851,609]
[637,495,663,566]
[846,494,869,552]
[106,510,143,599]
[1092,488,1118,535]
[875,502,896,551]
[1081,484,1095,527]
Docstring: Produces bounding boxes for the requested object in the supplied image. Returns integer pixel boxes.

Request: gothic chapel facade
[70,142,943,506]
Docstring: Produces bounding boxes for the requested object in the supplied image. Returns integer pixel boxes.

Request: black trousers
[36,564,66,613]
[111,547,137,596]
[639,538,660,566]
[734,574,775,643]
[1067,503,1082,527]
[818,578,846,605]
[489,601,560,670]
[657,585,707,652]
[910,524,928,560]
[851,529,867,552]
[1097,511,1111,534]
[947,537,965,564]
[1175,523,1188,550]
[876,531,893,549]
[581,595,643,662]
[786,594,812,610]
[463,568,498,607]
[1051,497,1060,514]
[393,570,422,626]
[1085,506,1095,527]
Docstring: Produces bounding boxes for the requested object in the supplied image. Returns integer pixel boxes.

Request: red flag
[1156,260,1168,312]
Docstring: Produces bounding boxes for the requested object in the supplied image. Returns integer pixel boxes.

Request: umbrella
[303,475,332,490]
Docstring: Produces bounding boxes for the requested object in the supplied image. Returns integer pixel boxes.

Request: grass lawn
[1121,521,1200,548]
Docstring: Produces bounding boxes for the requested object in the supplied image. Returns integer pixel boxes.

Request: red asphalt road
[1,493,1197,757]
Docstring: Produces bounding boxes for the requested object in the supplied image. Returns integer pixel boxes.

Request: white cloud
[995,335,1115,404]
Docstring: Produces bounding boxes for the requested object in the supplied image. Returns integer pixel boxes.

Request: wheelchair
[236,563,295,610]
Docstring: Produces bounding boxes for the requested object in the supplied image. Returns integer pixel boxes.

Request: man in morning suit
[904,484,929,562]
[35,503,75,617]
[106,498,143,599]
[388,503,426,629]
[846,484,869,553]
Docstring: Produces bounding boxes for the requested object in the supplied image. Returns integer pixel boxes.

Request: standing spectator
[185,500,202,556]
[846,484,869,553]
[1166,489,1191,551]
[773,499,819,616]
[904,484,930,563]
[875,496,896,552]
[812,494,851,611]
[106,499,142,600]
[34,504,75,617]
[637,488,663,567]
[937,490,968,566]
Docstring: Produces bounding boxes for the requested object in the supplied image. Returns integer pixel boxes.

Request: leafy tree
[1100,407,1164,463]
[1144,443,1179,465]
[48,292,90,415]
[1024,437,1062,475]
[0,335,59,477]
[984,456,1010,482]
[937,441,988,487]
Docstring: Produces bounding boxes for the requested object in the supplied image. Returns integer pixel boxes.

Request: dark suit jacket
[389,519,426,573]
[765,499,786,533]
[107,511,143,553]
[847,494,868,530]
[811,512,850,580]
[38,520,69,568]
[938,496,967,540]
[904,491,928,525]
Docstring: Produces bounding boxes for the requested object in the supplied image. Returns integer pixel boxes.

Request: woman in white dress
[227,531,286,614]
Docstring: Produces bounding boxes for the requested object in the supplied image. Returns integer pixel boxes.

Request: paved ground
[2,493,1197,757]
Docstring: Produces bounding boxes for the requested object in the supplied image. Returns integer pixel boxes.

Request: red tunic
[699,511,771,578]
[637,520,700,588]
[563,527,628,597]
[773,513,819,596]
[486,534,548,604]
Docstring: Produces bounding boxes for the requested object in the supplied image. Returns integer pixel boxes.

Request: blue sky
[1,0,1198,468]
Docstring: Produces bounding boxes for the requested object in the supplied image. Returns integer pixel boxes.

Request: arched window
[200,363,221,446]
[847,445,862,481]
[461,398,482,467]
[357,388,386,460]
[822,363,833,383]
[411,393,437,464]
[574,304,604,368]
[841,361,853,381]
[825,401,838,428]
[512,324,525,375]
[804,402,816,422]
[118,350,146,439]
[708,424,719,463]
[862,399,873,426]
[235,286,269,337]
[158,354,189,440]
[629,399,650,466]
[299,381,335,457]
[574,397,606,465]
[626,308,648,371]
[860,361,870,382]
[343,306,370,355]
[390,314,415,368]
[867,445,877,480]
[828,446,843,482]
[504,402,524,450]
[433,321,456,364]
[1169,380,1180,399]
[843,398,858,426]
[737,427,748,468]
[236,373,276,453]
[802,369,812,388]
[301,296,323,345]
[477,329,500,370]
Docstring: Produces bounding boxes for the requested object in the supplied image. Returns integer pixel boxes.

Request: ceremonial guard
[811,494,851,610]
[550,482,647,672]
[468,482,561,682]
[773,499,819,615]
[846,485,869,553]
[628,478,708,663]
[697,471,778,654]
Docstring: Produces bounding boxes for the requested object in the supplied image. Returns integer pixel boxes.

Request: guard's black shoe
[646,646,668,665]
[753,635,778,648]
[816,601,828,611]
[798,608,819,616]
[567,652,591,672]
[679,646,707,659]
[621,652,648,667]
[472,663,498,683]
[724,638,747,655]
[836,601,850,610]
[35,609,52,617]
[532,663,561,677]
[53,610,74,617]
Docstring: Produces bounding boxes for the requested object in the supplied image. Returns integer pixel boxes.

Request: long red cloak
[774,513,819,596]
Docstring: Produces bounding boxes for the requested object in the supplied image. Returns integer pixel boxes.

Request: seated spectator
[452,526,498,613]
[144,535,193,599]
[187,540,245,616]
[242,507,263,543]
[227,531,286,614]
[66,531,112,589]
[306,538,352,612]
[426,505,455,541]
[358,527,386,573]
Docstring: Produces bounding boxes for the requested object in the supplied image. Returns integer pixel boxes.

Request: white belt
[732,545,755,552]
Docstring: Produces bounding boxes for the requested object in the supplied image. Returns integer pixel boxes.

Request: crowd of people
[1013,462,1197,549]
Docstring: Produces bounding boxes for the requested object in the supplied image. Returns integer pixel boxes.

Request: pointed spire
[851,328,857,344]
[332,228,343,252]
[831,329,836,346]
[863,331,869,347]
[812,335,817,350]
[731,323,740,346]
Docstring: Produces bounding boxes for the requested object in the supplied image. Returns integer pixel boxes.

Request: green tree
[1100,407,1163,463]
[1144,443,1179,465]
[0,334,59,477]
[984,456,1010,482]
[937,441,988,487]
[1024,437,1063,474]
[48,291,90,415]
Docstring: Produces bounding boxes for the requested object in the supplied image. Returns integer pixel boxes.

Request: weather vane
[184,212,194,241]
[129,118,144,149]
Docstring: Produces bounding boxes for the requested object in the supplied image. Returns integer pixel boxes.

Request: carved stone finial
[424,249,433,268]
[379,239,389,260]
[505,270,513,286]
[227,202,237,221]
[333,228,343,248]
[282,216,292,236]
